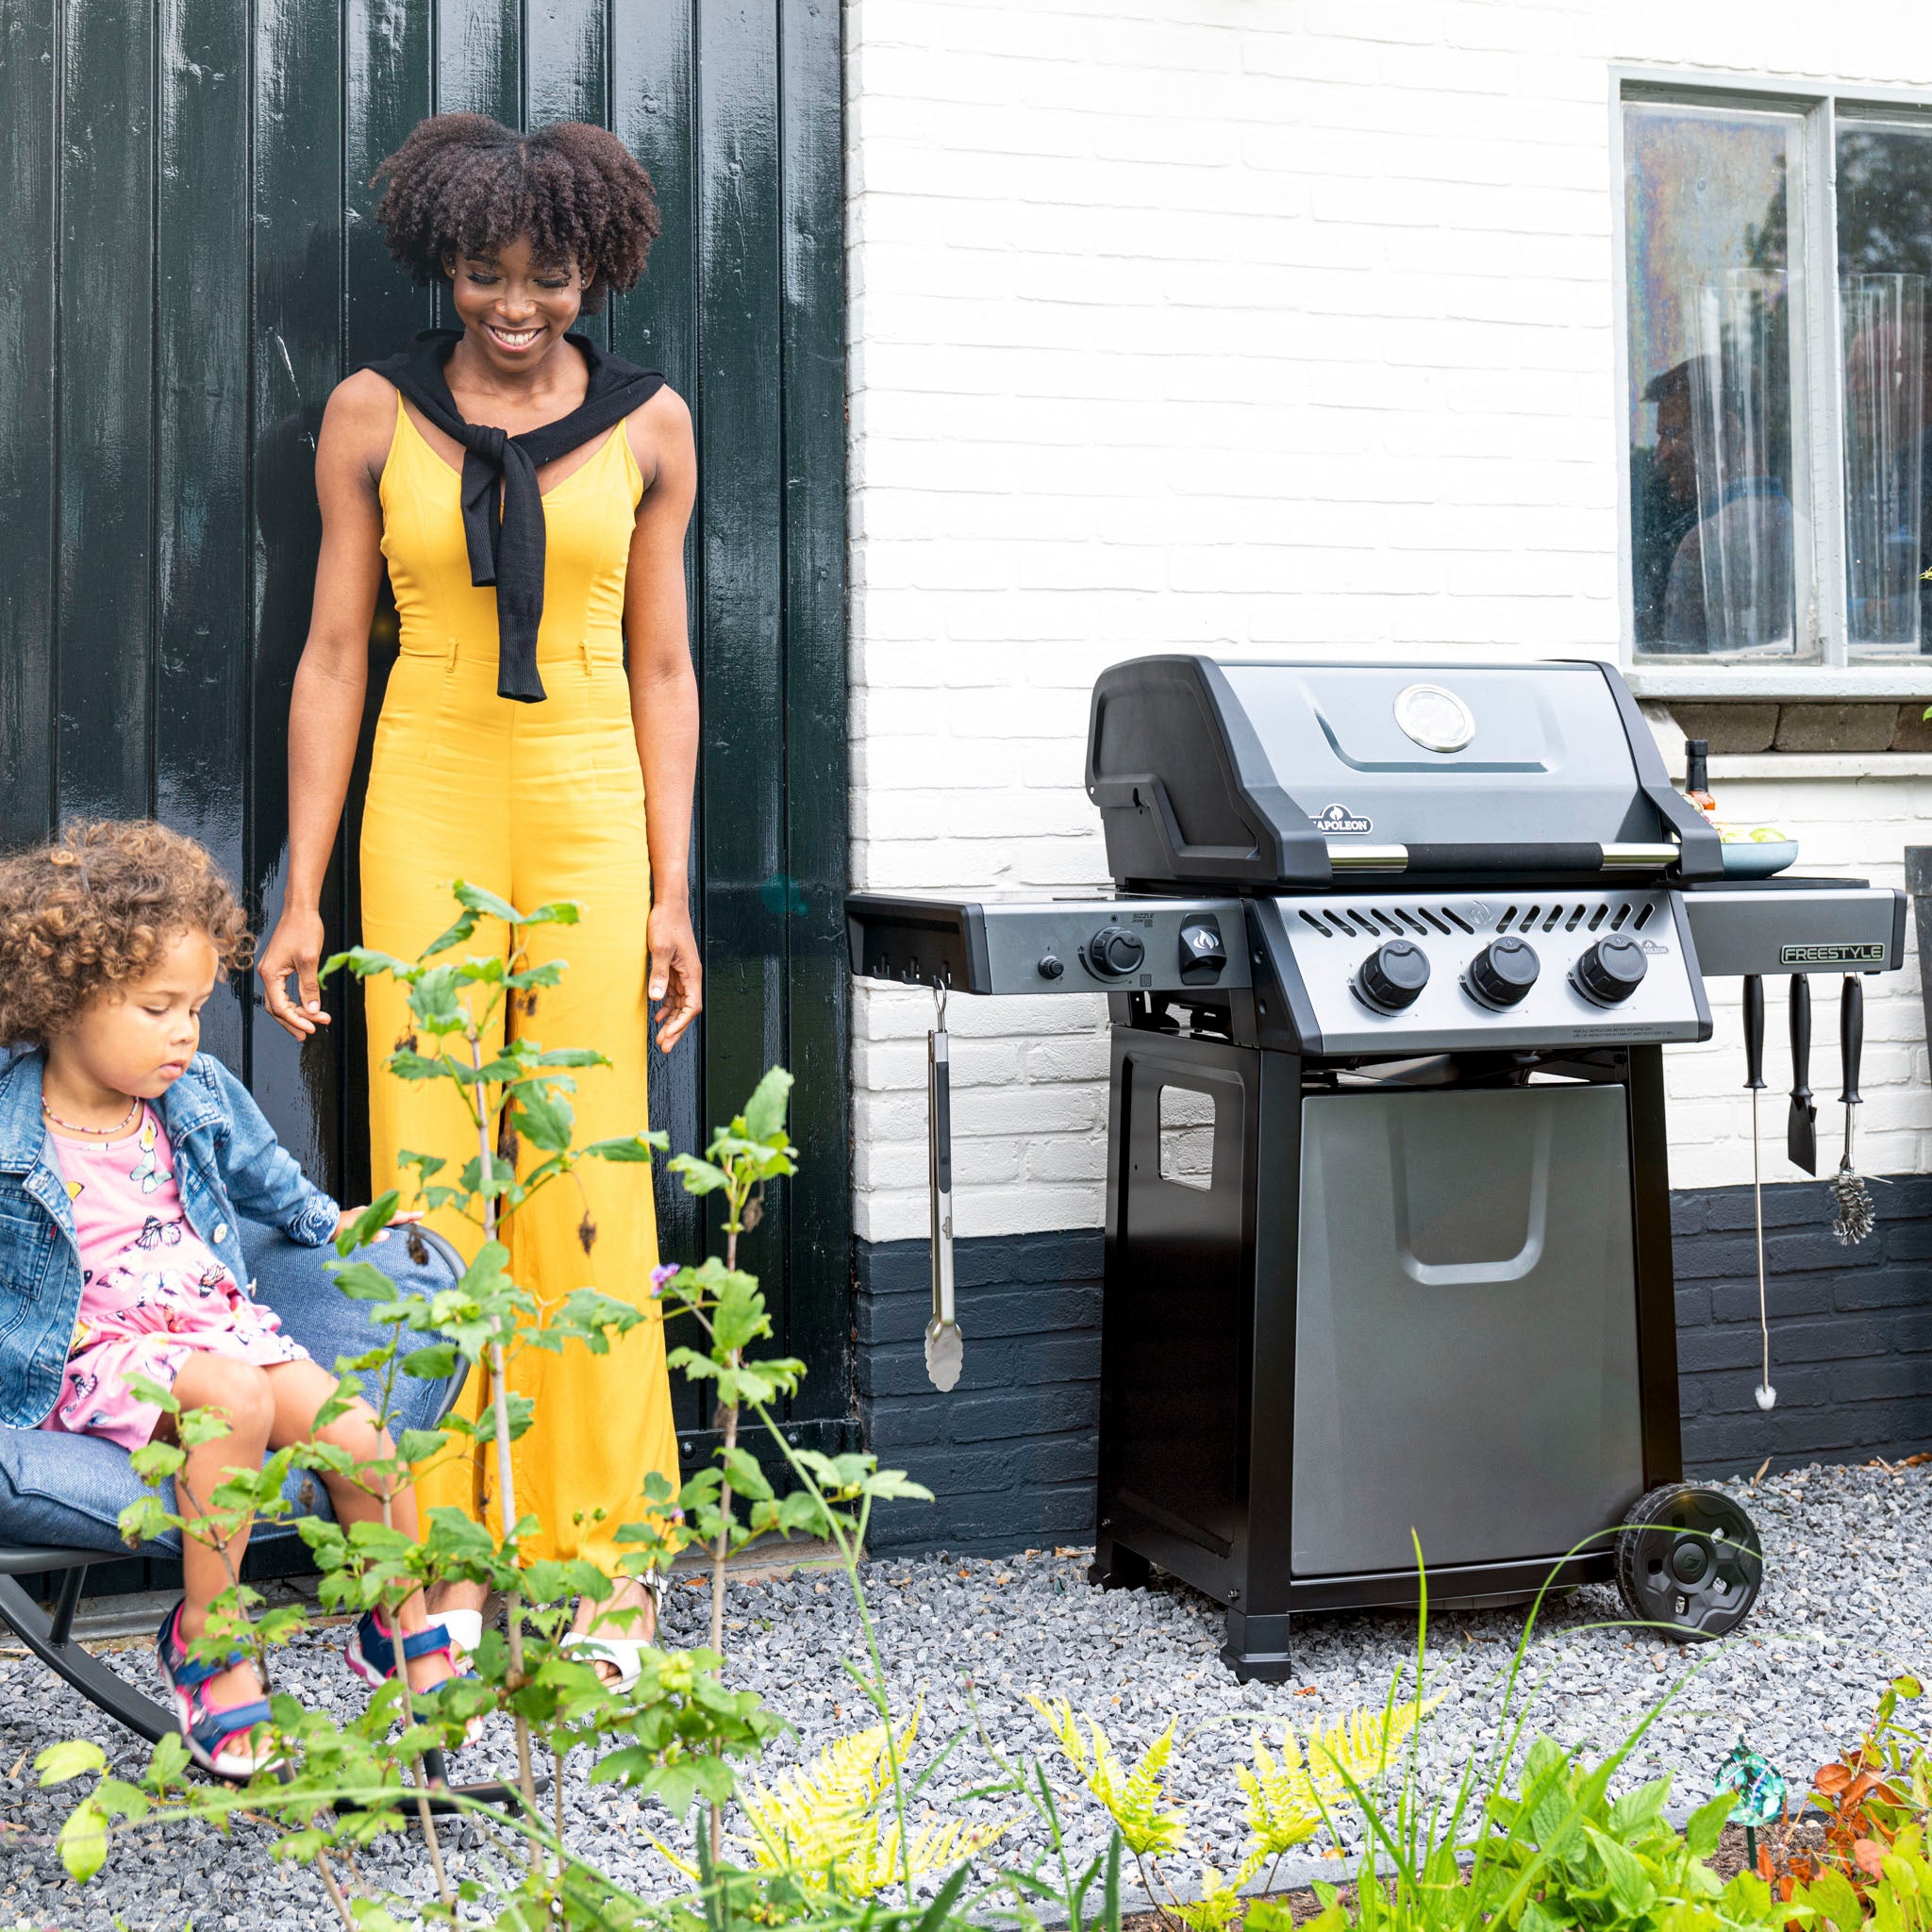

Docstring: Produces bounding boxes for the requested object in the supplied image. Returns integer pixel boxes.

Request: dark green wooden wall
[0,0,851,1441]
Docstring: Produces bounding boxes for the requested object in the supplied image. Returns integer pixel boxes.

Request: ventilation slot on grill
[1419,908,1453,935]
[1565,905,1587,931]
[1587,904,1608,931]
[1609,904,1631,931]
[1442,907,1474,934]
[1634,902,1657,929]
[1299,909,1333,938]
[1397,908,1429,936]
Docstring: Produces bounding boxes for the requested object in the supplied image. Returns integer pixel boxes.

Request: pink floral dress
[42,1108,309,1451]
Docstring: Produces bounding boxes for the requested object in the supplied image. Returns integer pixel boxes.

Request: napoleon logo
[1311,803,1374,835]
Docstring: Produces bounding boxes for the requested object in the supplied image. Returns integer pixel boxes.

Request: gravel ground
[0,1459,1926,1928]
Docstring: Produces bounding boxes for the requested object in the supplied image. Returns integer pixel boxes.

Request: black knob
[1088,925,1145,978]
[1038,954,1065,981]
[1356,940,1429,1013]
[1575,934,1647,1006]
[1468,936,1540,1008]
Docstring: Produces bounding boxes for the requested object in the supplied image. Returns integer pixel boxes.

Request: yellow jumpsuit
[358,393,679,1565]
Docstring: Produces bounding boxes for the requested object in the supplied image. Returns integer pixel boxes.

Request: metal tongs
[924,982,963,1391]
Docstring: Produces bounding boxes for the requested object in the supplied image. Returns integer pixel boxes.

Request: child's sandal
[347,1608,484,1742]
[155,1601,282,1781]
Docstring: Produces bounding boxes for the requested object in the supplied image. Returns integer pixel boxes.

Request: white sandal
[560,1576,664,1692]
[430,1607,484,1661]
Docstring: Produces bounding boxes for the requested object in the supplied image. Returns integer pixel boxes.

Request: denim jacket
[0,1049,340,1428]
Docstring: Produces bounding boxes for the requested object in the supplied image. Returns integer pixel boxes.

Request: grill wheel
[1614,1483,1764,1640]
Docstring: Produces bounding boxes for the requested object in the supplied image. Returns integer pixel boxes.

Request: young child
[0,821,459,1776]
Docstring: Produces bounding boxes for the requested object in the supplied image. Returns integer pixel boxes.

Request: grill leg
[1087,1537,1151,1591]
[1221,1607,1294,1684]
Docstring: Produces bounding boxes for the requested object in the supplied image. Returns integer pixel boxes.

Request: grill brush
[1830,975,1875,1247]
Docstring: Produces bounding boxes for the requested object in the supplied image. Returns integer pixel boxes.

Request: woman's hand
[258,907,331,1041]
[647,899,702,1053]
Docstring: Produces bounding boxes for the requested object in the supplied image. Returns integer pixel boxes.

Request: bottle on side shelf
[1683,738,1718,819]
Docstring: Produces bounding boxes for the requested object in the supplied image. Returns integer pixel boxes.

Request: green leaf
[407,964,468,1032]
[321,945,416,983]
[537,1048,608,1068]
[402,1343,458,1380]
[741,1067,794,1142]
[36,1740,107,1787]
[335,1192,400,1256]
[397,1428,449,1465]
[1685,1787,1735,1861]
[453,879,525,925]
[519,897,582,928]
[668,1154,730,1196]
[329,1259,404,1303]
[58,1797,108,1882]
[720,1445,774,1501]
[512,1084,575,1153]
[128,1442,185,1483]
[583,1131,669,1164]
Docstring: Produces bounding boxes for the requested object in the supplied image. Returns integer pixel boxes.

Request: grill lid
[1084,656,1721,889]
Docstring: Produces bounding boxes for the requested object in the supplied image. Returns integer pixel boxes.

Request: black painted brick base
[855,1231,1104,1555]
[1674,1173,1932,1474]
[857,1175,1932,1557]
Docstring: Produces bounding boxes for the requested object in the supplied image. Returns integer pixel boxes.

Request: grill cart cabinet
[849,655,1907,1678]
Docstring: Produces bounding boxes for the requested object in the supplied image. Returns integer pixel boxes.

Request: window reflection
[1625,104,1804,658]
[1838,123,1932,658]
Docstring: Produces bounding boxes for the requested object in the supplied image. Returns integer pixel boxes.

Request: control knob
[1355,940,1429,1013]
[1467,936,1540,1008]
[1087,925,1145,979]
[1574,934,1648,1006]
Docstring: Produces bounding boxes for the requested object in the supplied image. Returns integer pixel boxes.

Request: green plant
[1763,1674,1932,1920]
[39,883,946,1931]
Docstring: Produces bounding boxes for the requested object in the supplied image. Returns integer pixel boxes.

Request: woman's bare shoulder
[319,370,401,482]
[625,383,693,490]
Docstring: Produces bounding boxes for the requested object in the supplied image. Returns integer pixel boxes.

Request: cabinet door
[1292,1085,1644,1575]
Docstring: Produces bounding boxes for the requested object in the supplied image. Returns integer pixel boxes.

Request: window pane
[1837,121,1932,659]
[1624,103,1807,660]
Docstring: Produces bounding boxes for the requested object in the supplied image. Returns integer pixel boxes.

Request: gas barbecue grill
[847,656,1907,1679]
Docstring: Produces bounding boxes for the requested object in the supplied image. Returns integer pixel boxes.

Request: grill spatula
[924,989,963,1391]
[1787,974,1816,1175]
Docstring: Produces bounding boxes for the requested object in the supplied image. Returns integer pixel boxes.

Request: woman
[257,115,699,1682]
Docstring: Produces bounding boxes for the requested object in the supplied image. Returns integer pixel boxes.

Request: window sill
[1628,666,1932,700]
[1706,752,1932,780]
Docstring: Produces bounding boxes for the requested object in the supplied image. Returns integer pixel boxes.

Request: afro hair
[372,114,660,312]
[0,822,253,1049]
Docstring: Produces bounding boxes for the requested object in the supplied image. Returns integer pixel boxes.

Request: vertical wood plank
[525,0,604,129]
[779,0,850,1405]
[0,0,59,847]
[249,0,343,1184]
[155,0,251,1069]
[695,0,788,1330]
[437,0,517,122]
[57,0,155,823]
[612,0,703,1330]
[342,0,433,1200]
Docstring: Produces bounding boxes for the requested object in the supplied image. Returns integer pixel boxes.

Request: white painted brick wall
[843,0,1932,1244]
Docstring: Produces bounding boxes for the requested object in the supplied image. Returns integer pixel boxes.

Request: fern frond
[1176,1865,1244,1932]
[843,1814,1008,1900]
[735,1703,923,1884]
[1232,1694,1442,1879]
[1027,1694,1188,1857]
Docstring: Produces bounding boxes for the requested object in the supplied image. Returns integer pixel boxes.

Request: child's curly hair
[371,115,660,312]
[0,822,254,1048]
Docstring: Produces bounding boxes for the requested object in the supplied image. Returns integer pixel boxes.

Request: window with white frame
[1622,87,1932,666]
